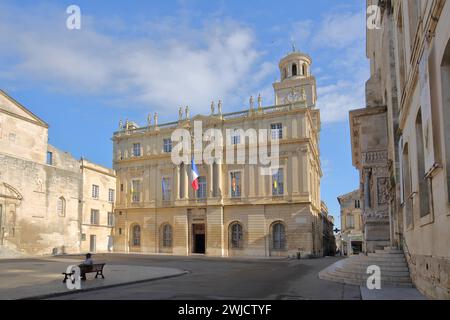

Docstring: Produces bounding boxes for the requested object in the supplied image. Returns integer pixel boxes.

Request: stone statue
[258,94,262,109]
[301,88,307,101]
[178,107,183,121]
[218,100,222,114]
[147,113,152,127]
[185,106,190,120]
[154,113,158,127]
[210,101,215,114]
[119,119,123,130]
[249,95,254,110]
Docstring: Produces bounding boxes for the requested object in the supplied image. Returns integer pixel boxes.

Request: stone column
[208,163,213,198]
[175,165,180,200]
[363,168,371,209]
[217,163,223,198]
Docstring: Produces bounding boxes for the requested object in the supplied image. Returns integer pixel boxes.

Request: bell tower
[273,50,317,107]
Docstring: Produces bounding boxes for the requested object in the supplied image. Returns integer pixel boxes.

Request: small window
[197,176,207,199]
[230,222,243,249]
[90,209,99,225]
[272,168,284,196]
[57,197,66,216]
[47,151,53,165]
[271,123,283,140]
[231,129,241,145]
[131,180,141,202]
[119,228,122,235]
[133,143,141,157]
[107,212,114,227]
[120,184,124,192]
[162,224,172,247]
[92,185,99,199]
[346,214,355,229]
[162,177,171,201]
[230,172,242,198]
[292,64,298,76]
[272,222,286,250]
[108,189,115,203]
[355,200,360,209]
[163,139,172,153]
[132,225,141,246]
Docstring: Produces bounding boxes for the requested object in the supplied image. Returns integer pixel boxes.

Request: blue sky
[0,0,366,228]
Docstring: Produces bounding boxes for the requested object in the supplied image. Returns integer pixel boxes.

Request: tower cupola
[273,49,316,107]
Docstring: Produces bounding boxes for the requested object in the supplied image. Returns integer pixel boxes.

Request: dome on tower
[279,51,312,81]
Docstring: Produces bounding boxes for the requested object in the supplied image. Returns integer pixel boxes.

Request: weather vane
[290,37,297,52]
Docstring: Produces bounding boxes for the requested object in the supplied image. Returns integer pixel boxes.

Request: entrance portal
[192,224,205,254]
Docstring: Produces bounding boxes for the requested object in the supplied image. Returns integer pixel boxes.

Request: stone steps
[318,248,413,288]
[332,269,411,282]
[319,271,414,287]
[335,266,410,275]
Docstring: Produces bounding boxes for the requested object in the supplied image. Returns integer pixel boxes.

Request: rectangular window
[108,189,115,203]
[163,138,172,153]
[119,228,122,235]
[90,209,99,225]
[131,180,141,202]
[120,184,124,192]
[271,123,283,140]
[107,212,114,227]
[133,143,141,157]
[197,176,207,199]
[346,215,355,229]
[46,151,53,165]
[355,200,360,209]
[232,129,241,145]
[162,177,171,201]
[272,168,284,196]
[92,185,99,199]
[230,172,242,198]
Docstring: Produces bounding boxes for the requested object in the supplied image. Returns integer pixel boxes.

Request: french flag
[191,158,200,191]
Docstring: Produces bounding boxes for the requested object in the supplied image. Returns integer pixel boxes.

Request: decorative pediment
[0,90,48,128]
[0,182,23,200]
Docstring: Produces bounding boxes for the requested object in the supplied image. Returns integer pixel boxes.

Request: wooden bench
[62,263,106,283]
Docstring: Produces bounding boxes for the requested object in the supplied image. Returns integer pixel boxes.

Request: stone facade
[80,159,116,254]
[350,106,391,252]
[113,51,326,258]
[337,190,363,255]
[350,0,450,299]
[0,89,116,256]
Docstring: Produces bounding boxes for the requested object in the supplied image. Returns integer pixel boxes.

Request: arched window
[302,64,307,76]
[162,224,172,248]
[284,68,288,79]
[415,110,430,217]
[292,64,298,76]
[441,40,450,202]
[402,143,413,226]
[132,225,141,246]
[272,222,286,250]
[57,197,66,217]
[230,222,243,249]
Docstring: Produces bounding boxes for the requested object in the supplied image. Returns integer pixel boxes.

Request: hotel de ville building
[112,51,331,258]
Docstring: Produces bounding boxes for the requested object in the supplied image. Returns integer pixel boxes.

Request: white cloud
[312,11,365,49]
[0,3,267,116]
[286,10,368,123]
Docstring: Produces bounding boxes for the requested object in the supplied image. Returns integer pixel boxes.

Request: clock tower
[273,50,317,107]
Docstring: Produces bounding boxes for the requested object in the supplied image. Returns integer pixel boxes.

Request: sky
[0,0,367,228]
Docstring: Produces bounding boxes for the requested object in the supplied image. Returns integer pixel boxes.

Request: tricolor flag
[191,158,200,191]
